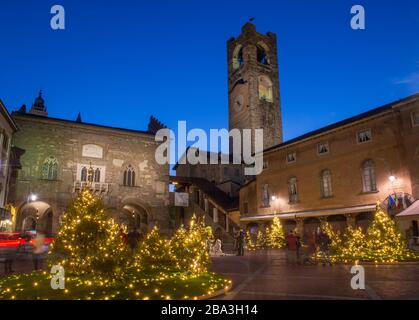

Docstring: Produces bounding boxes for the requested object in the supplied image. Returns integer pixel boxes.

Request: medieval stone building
[8,92,170,235]
[0,100,17,232]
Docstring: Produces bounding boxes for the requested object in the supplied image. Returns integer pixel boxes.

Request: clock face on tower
[234,95,244,113]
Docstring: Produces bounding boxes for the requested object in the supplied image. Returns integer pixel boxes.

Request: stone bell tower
[227,23,283,153]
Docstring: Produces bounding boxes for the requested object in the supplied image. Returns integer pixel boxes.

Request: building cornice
[12,112,156,140]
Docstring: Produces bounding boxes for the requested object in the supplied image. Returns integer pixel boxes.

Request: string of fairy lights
[246,216,286,250]
[319,205,419,263]
[0,189,231,300]
[1,191,417,299]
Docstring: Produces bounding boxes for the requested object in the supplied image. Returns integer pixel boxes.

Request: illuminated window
[362,160,377,192]
[94,168,101,182]
[258,75,273,102]
[320,169,333,198]
[288,177,298,203]
[262,184,270,207]
[81,167,87,182]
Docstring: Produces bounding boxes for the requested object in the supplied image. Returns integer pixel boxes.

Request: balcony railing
[73,181,109,194]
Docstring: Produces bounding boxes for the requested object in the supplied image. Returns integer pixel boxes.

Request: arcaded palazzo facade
[8,94,170,236]
[240,94,419,239]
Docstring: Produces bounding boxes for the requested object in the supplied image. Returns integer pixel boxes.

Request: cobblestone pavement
[210,250,419,300]
[2,251,419,300]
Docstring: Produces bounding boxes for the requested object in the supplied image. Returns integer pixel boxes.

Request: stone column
[295,219,304,237]
[213,207,218,223]
[346,214,356,228]
[225,214,229,232]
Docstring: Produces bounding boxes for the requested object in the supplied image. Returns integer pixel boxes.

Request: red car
[0,232,54,248]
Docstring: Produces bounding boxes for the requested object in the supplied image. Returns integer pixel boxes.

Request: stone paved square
[210,251,419,300]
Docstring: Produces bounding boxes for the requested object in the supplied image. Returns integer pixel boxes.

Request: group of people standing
[120,227,143,254]
[233,229,246,256]
[285,227,333,266]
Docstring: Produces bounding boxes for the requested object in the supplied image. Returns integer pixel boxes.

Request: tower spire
[29,90,48,116]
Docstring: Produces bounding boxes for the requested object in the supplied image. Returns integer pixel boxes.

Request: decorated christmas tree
[266,217,285,249]
[363,205,415,262]
[170,215,212,275]
[255,229,267,249]
[245,230,256,251]
[48,189,129,282]
[334,226,366,262]
[136,226,174,274]
[321,205,419,263]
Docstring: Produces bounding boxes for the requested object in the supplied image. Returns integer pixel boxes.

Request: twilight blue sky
[0,0,418,152]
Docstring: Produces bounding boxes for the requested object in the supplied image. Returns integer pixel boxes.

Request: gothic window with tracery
[42,156,58,180]
[123,165,136,187]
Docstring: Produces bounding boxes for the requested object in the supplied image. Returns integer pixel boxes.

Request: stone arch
[327,214,347,232]
[232,44,244,69]
[246,222,259,235]
[303,217,321,238]
[283,219,297,235]
[355,211,374,232]
[16,201,54,236]
[258,75,273,102]
[118,198,153,233]
[256,41,270,65]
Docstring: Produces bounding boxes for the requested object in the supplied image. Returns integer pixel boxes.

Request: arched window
[42,156,58,180]
[87,167,94,182]
[258,75,273,102]
[257,46,269,65]
[320,169,333,198]
[94,168,101,182]
[288,177,298,203]
[362,160,377,192]
[123,165,136,187]
[232,45,244,70]
[262,184,270,207]
[81,167,87,182]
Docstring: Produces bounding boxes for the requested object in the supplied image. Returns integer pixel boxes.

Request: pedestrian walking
[127,228,141,254]
[119,227,128,245]
[32,232,46,271]
[237,229,245,256]
[285,231,298,266]
[233,229,238,253]
[296,233,302,264]
[318,229,332,266]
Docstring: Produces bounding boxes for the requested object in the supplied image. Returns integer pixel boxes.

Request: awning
[240,204,376,222]
[396,200,419,218]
